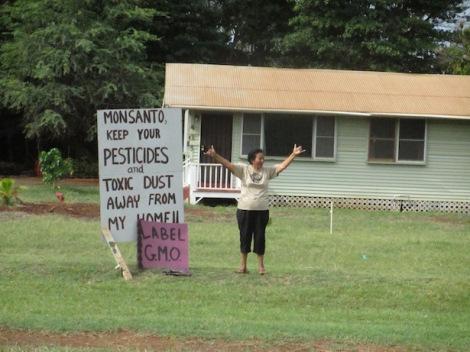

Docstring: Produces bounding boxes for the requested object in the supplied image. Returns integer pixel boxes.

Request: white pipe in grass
[330,201,334,235]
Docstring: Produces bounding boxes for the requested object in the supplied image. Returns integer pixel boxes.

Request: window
[368,118,426,163]
[369,119,396,161]
[315,117,335,158]
[398,119,426,161]
[264,114,312,157]
[241,114,262,155]
[241,113,336,159]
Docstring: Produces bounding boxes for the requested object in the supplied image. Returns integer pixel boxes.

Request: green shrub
[39,148,73,188]
[0,177,21,206]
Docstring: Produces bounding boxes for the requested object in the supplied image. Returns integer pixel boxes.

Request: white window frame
[241,113,337,161]
[396,119,427,165]
[240,114,262,156]
[313,115,337,161]
[368,118,427,165]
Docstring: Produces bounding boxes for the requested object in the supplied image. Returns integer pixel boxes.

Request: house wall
[229,113,470,202]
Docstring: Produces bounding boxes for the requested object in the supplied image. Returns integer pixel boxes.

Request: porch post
[189,163,198,204]
[183,109,190,157]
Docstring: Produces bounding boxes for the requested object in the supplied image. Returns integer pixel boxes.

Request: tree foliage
[39,147,73,188]
[220,0,293,66]
[440,26,470,74]
[0,0,161,142]
[0,177,22,206]
[282,0,462,72]
[146,0,229,64]
[144,0,293,66]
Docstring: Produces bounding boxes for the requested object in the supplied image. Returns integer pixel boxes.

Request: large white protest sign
[97,108,184,242]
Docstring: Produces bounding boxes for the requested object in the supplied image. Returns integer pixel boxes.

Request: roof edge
[165,62,470,79]
[163,104,470,120]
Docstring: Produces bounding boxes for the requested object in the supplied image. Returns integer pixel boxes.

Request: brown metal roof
[163,63,470,119]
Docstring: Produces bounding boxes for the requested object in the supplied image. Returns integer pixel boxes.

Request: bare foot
[258,267,266,275]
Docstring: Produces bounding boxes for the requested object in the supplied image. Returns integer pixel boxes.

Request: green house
[164,63,470,213]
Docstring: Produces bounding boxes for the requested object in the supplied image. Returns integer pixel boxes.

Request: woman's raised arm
[204,145,236,173]
[275,144,305,174]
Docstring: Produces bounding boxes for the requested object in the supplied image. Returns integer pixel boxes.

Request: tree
[220,0,294,66]
[440,26,470,74]
[282,0,462,72]
[146,0,229,64]
[145,0,294,67]
[0,0,161,148]
[39,148,73,189]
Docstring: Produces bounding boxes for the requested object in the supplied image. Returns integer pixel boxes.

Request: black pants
[236,209,269,255]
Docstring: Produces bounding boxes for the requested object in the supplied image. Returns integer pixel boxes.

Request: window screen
[398,119,425,161]
[241,114,261,155]
[369,118,396,161]
[264,114,312,157]
[315,117,335,158]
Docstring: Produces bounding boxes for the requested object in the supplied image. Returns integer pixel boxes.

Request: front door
[199,112,233,188]
[199,112,233,163]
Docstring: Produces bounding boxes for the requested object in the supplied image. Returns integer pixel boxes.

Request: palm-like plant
[0,178,21,206]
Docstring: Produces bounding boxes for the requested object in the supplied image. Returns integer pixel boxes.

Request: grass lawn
[1,181,470,351]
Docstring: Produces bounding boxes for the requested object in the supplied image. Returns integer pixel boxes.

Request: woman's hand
[292,144,306,156]
[204,145,216,158]
[276,144,306,174]
[203,145,236,174]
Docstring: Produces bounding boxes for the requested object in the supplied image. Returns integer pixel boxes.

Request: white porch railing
[183,162,241,204]
[195,163,241,190]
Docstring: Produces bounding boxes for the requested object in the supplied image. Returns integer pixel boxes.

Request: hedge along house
[163,63,470,213]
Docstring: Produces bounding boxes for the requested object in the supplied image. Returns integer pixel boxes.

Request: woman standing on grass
[205,144,305,274]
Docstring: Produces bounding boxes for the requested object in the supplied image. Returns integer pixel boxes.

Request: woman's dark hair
[248,148,264,164]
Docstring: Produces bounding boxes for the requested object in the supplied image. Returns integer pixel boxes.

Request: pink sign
[138,220,189,271]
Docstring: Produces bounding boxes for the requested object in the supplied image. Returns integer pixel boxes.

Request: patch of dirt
[0,202,99,219]
[0,327,407,352]
[0,203,234,221]
[3,177,234,221]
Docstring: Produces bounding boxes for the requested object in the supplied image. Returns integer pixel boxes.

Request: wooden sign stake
[101,228,133,281]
